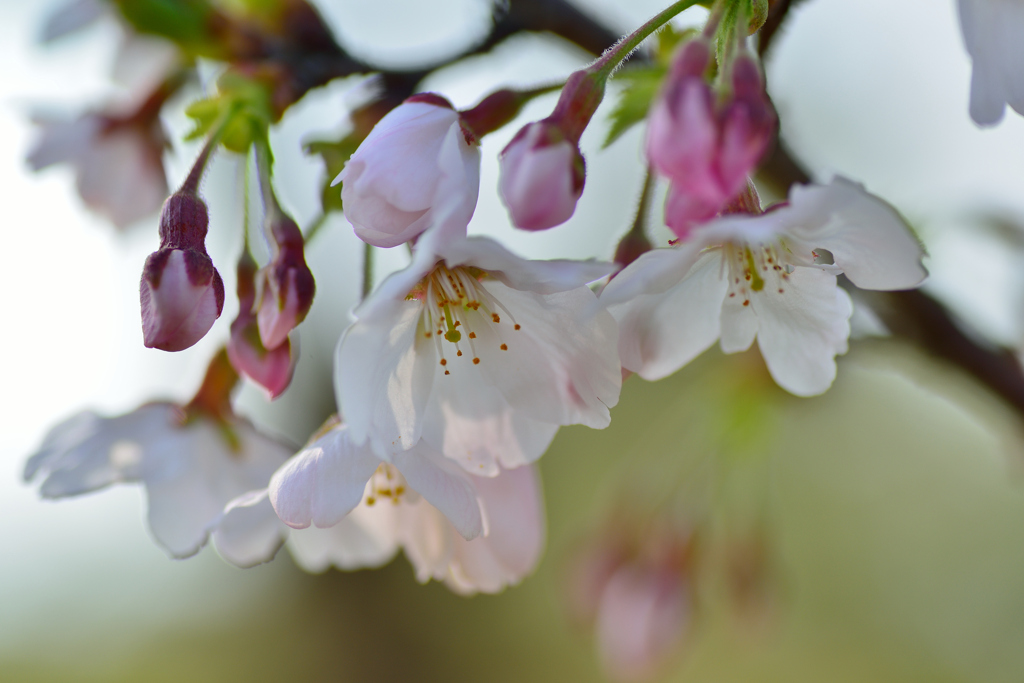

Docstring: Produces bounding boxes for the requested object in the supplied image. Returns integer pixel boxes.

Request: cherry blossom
[270,421,545,594]
[24,403,290,567]
[335,225,621,475]
[957,0,1024,125]
[601,178,927,396]
[332,95,480,248]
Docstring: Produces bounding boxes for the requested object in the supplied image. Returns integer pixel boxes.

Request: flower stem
[591,0,702,79]
[361,241,374,301]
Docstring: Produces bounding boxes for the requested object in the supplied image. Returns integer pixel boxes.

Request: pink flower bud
[646,40,776,238]
[255,216,315,350]
[227,250,295,399]
[228,318,295,399]
[140,192,224,351]
[334,94,480,248]
[498,121,585,231]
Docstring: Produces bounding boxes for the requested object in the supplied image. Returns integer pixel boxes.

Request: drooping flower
[263,420,545,594]
[140,190,225,351]
[24,403,290,566]
[255,213,316,350]
[27,111,168,230]
[335,227,621,475]
[498,120,585,231]
[646,39,776,238]
[601,178,927,396]
[957,0,1024,125]
[332,94,480,248]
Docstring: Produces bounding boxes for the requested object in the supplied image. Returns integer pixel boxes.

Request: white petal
[752,266,853,396]
[445,465,545,595]
[268,425,381,529]
[958,0,1024,125]
[440,236,615,294]
[213,489,288,568]
[719,277,758,353]
[335,301,435,455]
[474,283,622,429]
[608,250,727,380]
[391,445,483,541]
[286,503,401,573]
[599,243,705,308]
[397,500,455,583]
[782,178,927,290]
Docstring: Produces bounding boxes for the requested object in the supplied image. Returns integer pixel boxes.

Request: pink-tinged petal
[76,126,168,229]
[474,283,621,429]
[397,501,456,583]
[268,425,382,529]
[213,489,288,568]
[499,124,582,231]
[663,181,727,239]
[445,465,545,594]
[391,446,483,541]
[716,54,776,194]
[782,178,927,290]
[421,377,560,475]
[335,301,434,454]
[751,267,853,396]
[227,322,295,399]
[596,566,690,682]
[441,236,615,294]
[608,250,727,381]
[287,505,401,573]
[140,249,224,352]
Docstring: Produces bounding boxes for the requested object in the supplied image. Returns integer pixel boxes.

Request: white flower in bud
[333,95,480,248]
[601,177,927,396]
[24,404,291,567]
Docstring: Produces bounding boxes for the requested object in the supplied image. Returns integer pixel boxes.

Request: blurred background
[3,0,1024,681]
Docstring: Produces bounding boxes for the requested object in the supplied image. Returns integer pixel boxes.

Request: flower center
[723,241,792,306]
[407,263,521,375]
[365,463,407,506]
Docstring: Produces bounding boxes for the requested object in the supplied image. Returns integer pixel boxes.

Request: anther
[473,357,480,364]
[492,313,500,323]
[500,344,508,351]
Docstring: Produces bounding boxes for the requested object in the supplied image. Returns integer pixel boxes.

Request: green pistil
[442,304,462,343]
[745,247,765,292]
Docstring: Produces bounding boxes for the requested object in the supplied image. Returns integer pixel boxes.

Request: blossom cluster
[30,0,1024,675]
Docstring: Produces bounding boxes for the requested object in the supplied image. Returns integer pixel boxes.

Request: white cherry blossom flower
[957,0,1024,125]
[335,230,621,474]
[24,403,290,567]
[601,177,927,396]
[332,95,480,248]
[269,422,545,594]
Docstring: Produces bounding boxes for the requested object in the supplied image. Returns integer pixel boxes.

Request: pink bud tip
[140,248,225,351]
[498,122,584,231]
[227,322,295,399]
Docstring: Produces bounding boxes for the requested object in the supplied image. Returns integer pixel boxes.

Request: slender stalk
[591,0,701,78]
[303,213,329,244]
[361,241,374,301]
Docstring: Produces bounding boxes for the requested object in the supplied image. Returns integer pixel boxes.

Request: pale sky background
[2,0,1024,667]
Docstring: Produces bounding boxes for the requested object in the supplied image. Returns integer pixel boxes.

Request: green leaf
[305,136,362,214]
[184,72,274,150]
[111,0,220,57]
[603,66,665,148]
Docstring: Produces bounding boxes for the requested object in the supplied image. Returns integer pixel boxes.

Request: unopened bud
[256,216,315,350]
[228,320,295,399]
[498,121,585,231]
[140,192,224,351]
[717,54,776,194]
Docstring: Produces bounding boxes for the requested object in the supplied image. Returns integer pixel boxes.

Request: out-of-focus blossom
[646,40,775,238]
[140,191,225,351]
[566,524,694,682]
[27,111,168,230]
[601,178,927,396]
[227,249,295,399]
[335,223,621,475]
[255,214,315,350]
[276,421,545,594]
[958,0,1024,125]
[498,120,585,231]
[24,402,290,567]
[39,0,106,43]
[333,94,480,248]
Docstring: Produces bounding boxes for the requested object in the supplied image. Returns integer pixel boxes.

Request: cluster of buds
[647,37,776,238]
